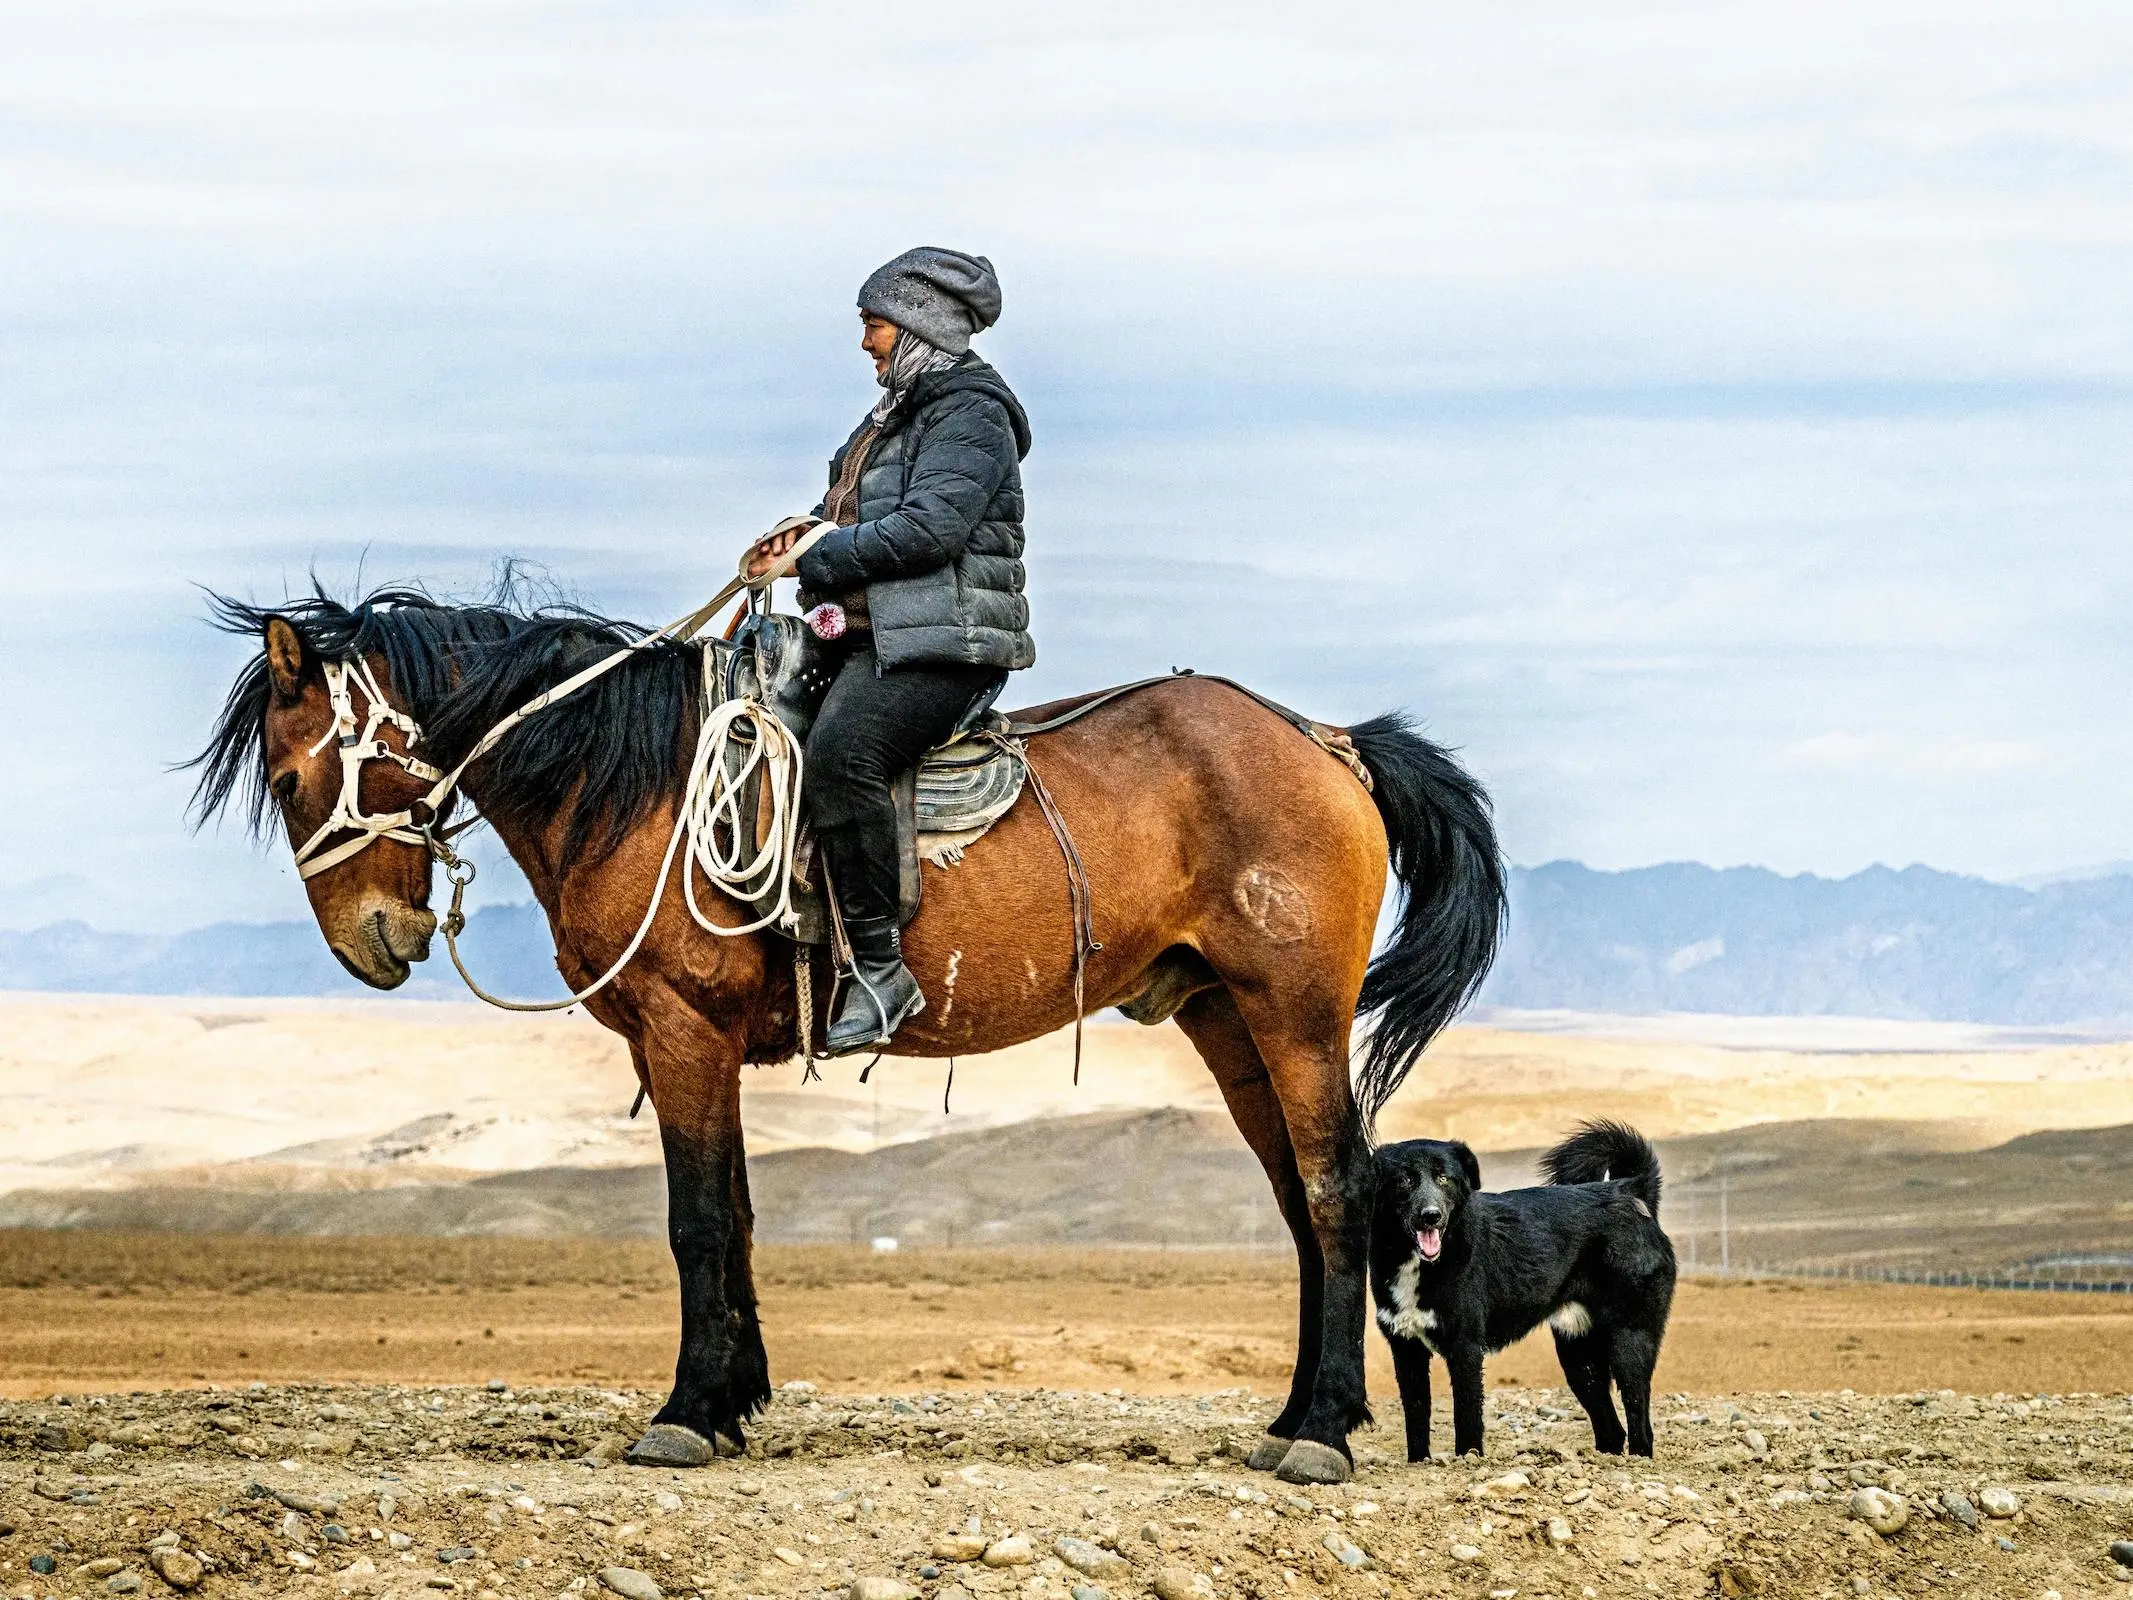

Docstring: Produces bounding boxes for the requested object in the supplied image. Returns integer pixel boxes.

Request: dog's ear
[1369,1146,1403,1200]
[1451,1141,1482,1193]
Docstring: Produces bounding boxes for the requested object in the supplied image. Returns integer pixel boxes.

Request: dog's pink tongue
[1417,1227,1442,1261]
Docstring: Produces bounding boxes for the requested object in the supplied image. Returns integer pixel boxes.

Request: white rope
[293,520,830,884]
[437,649,808,1012]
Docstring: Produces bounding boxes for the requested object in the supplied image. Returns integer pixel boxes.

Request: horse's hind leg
[1176,991,1321,1468]
[1223,991,1375,1484]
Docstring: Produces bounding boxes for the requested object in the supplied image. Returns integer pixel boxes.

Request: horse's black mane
[185,580,702,862]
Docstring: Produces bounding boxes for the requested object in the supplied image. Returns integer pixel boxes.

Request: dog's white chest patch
[1376,1256,1440,1350]
[1547,1301,1593,1338]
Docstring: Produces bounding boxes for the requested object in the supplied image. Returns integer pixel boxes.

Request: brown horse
[189,585,1504,1483]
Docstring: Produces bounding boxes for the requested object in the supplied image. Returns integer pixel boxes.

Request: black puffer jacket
[797,355,1035,673]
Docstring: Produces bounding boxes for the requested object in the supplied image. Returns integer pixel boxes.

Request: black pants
[806,643,1005,928]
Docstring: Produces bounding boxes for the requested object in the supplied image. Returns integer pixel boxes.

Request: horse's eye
[273,772,299,804]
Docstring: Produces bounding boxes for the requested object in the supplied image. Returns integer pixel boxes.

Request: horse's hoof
[626,1424,716,1467]
[1246,1434,1293,1472]
[1273,1439,1353,1485]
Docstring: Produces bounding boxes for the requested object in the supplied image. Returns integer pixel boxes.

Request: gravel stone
[1939,1490,1979,1528]
[849,1579,918,1600]
[933,1535,988,1562]
[148,1549,203,1591]
[2111,1540,2133,1569]
[598,1567,663,1600]
[983,1535,1034,1567]
[1321,1532,1371,1569]
[1979,1486,2021,1518]
[1053,1538,1126,1577]
[1150,1567,1214,1600]
[1848,1486,1908,1535]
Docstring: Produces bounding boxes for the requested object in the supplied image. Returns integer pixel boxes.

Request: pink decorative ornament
[803,602,848,641]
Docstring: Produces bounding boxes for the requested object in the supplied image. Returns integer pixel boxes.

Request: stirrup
[822,964,924,1056]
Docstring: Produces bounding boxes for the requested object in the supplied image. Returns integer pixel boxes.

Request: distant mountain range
[6,859,2133,1025]
[0,904,568,1003]
[1476,861,2133,1026]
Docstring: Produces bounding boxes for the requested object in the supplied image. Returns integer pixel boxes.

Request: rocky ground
[2,1383,2131,1600]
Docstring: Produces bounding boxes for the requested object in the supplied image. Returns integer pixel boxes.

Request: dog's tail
[1541,1120,1662,1218]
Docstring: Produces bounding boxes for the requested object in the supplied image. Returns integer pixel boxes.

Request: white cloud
[2,0,2132,927]
[1776,732,2049,776]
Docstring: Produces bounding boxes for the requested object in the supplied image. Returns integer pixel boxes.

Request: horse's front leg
[625,1014,770,1467]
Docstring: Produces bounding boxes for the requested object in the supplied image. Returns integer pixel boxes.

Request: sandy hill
[8,992,2133,1189]
[2,1102,2127,1279]
[5,992,2133,1269]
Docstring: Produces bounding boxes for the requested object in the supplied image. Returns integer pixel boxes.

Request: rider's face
[861,314,899,377]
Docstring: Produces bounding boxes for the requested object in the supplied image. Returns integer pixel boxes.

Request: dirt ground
[3,1371,2132,1600]
[2,1239,2130,1402]
[1,1241,2132,1597]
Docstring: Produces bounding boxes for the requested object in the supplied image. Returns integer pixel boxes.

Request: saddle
[714,614,1025,946]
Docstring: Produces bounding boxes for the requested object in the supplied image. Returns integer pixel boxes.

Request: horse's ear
[263,617,310,703]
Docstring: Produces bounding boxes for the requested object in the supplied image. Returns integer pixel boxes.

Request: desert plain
[0,993,2129,1597]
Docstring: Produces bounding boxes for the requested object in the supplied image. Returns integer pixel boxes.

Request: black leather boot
[824,915,925,1055]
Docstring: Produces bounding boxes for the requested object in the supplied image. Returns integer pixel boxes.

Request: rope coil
[434,654,808,1012]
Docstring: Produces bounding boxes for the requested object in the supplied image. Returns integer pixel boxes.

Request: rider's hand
[744,523,813,580]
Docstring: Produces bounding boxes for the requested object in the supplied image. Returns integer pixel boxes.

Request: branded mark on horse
[189,584,1506,1483]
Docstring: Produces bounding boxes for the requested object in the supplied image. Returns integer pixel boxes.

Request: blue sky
[3,1,2131,931]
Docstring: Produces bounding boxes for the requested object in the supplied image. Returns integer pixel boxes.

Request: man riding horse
[746,247,1033,1057]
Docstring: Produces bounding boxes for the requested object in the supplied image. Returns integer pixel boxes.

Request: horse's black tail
[1541,1119,1663,1218]
[1347,711,1507,1128]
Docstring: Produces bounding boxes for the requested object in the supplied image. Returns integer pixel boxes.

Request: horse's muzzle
[333,900,438,989]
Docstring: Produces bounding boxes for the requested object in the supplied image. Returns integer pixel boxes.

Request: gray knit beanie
[857,247,1001,355]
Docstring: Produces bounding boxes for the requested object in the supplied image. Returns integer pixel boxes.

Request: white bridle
[290,656,448,879]
[282,522,830,1018]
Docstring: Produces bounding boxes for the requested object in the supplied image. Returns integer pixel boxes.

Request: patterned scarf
[871,328,960,424]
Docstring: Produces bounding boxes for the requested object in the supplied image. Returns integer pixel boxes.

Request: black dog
[1370,1120,1675,1459]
